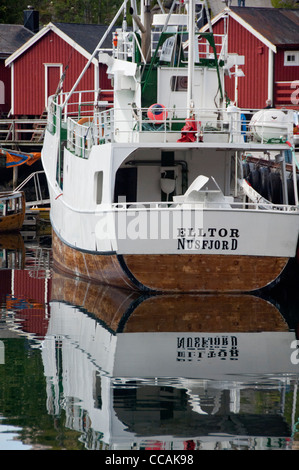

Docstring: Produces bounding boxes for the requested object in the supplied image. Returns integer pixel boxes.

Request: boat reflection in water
[43,269,299,450]
[0,233,25,269]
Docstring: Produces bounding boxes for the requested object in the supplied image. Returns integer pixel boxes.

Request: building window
[284,51,299,66]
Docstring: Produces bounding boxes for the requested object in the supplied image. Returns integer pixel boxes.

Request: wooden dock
[0,118,47,149]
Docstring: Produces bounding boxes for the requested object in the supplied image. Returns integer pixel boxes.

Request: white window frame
[0,80,4,105]
[44,63,63,109]
[284,51,299,66]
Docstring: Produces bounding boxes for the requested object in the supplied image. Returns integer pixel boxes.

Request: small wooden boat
[0,191,25,232]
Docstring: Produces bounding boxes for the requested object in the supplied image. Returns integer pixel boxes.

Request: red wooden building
[0,268,51,340]
[5,22,114,118]
[203,6,299,110]
[0,24,34,117]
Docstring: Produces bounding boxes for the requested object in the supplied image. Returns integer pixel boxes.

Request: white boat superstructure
[41,0,299,292]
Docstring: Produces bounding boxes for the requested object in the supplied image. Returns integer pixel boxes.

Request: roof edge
[201,8,277,53]
[5,22,98,67]
[5,23,52,66]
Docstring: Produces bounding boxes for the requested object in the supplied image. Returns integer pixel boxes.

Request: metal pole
[187,0,195,117]
[62,0,129,109]
[13,166,18,189]
[292,147,299,205]
[201,0,213,33]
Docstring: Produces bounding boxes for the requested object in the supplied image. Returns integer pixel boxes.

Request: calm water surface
[1,231,299,451]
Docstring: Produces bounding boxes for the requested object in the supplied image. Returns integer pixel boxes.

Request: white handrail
[14,171,49,207]
[108,199,298,212]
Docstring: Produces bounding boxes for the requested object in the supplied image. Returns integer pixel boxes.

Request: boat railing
[189,33,227,63]
[63,105,295,158]
[149,26,227,64]
[47,89,113,135]
[0,191,24,216]
[111,11,227,63]
[113,31,146,63]
[46,92,295,157]
[105,199,298,213]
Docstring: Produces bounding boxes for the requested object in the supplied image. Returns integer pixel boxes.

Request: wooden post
[13,166,18,189]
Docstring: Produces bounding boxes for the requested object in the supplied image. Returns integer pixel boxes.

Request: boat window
[56,144,64,190]
[95,171,103,204]
[170,76,188,91]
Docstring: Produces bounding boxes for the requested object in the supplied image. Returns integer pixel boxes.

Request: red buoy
[147,104,168,123]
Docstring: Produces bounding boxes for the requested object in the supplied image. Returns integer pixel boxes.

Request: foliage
[0,0,124,25]
[0,0,29,24]
[1,0,299,25]
[0,339,85,449]
[271,0,299,7]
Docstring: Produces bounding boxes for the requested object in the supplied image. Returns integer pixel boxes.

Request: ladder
[31,109,47,143]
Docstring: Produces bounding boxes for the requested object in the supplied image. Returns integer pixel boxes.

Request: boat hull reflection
[44,270,299,450]
[51,269,289,333]
[0,233,25,269]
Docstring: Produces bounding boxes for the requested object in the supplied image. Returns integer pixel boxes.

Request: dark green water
[1,235,299,450]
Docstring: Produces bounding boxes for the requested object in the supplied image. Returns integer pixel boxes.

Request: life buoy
[147,104,168,123]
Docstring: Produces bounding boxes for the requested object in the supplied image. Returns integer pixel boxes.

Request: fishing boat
[44,269,299,449]
[41,0,299,292]
[49,267,299,382]
[0,191,25,232]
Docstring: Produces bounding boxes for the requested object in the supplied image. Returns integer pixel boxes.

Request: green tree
[271,0,299,7]
[0,0,124,25]
[0,0,29,24]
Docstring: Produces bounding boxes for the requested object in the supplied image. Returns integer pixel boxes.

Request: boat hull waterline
[52,230,289,292]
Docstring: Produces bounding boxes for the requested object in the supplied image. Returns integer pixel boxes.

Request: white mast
[187,0,215,116]
[187,0,195,118]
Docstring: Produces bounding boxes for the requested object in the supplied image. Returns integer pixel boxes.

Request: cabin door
[45,64,63,109]
[114,168,137,203]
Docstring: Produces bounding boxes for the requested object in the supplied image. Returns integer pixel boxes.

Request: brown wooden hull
[0,191,25,232]
[52,230,289,292]
[0,232,25,251]
[0,212,25,231]
[51,269,288,334]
